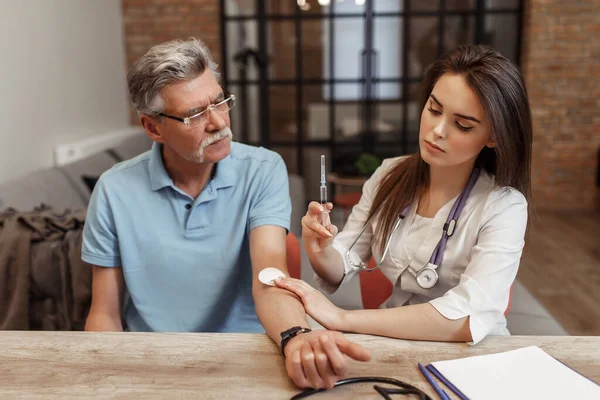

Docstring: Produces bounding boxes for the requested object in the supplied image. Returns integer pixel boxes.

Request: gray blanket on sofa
[0,206,91,330]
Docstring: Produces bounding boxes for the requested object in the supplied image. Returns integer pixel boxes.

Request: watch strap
[280,326,312,356]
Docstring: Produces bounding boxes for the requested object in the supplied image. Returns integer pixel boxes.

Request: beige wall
[0,0,130,185]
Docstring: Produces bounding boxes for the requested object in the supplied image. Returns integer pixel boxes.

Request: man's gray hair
[127,37,221,116]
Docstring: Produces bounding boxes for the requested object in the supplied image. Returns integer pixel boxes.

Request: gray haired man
[82,37,370,389]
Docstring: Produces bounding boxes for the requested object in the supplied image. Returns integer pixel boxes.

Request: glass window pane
[447,0,475,11]
[225,20,260,83]
[302,20,326,80]
[269,22,296,79]
[408,17,439,78]
[373,17,404,80]
[323,18,364,81]
[224,0,256,16]
[374,83,403,143]
[322,84,363,141]
[484,14,519,62]
[376,82,421,156]
[486,0,519,9]
[228,84,261,144]
[445,15,475,52]
[270,85,297,142]
[406,83,423,147]
[410,0,439,12]
[324,0,367,15]
[372,82,422,155]
[304,85,331,142]
[374,0,403,13]
[334,99,362,143]
[324,83,363,102]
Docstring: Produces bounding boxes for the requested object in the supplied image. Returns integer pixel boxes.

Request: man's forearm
[84,313,123,332]
[254,287,310,348]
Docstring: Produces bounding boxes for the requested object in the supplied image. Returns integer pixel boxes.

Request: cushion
[110,133,153,161]
[0,168,87,212]
[59,151,119,201]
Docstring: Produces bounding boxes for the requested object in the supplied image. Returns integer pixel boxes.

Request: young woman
[276,45,532,346]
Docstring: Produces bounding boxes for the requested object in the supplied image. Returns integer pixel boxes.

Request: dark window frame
[220,0,524,177]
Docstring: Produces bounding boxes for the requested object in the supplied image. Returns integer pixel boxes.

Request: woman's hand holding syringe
[302,154,345,286]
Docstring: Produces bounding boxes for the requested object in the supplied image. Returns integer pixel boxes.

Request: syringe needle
[320,155,329,226]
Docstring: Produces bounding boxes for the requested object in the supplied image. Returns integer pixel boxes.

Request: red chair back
[286,232,302,279]
[359,258,394,309]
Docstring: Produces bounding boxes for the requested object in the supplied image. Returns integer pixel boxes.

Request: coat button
[185,204,192,210]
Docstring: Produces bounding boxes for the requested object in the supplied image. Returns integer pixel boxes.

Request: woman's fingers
[308,201,333,215]
[281,278,316,293]
[302,215,333,238]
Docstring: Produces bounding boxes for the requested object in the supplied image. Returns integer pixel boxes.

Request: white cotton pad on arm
[258,267,286,286]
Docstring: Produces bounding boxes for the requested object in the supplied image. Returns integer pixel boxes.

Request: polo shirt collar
[148,142,237,191]
[212,150,236,190]
[149,142,173,191]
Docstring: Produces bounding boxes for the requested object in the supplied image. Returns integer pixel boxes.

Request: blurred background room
[0,0,598,337]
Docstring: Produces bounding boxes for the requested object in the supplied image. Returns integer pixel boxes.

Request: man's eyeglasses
[158,90,236,129]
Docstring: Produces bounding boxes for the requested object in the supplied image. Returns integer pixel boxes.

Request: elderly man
[82,38,370,389]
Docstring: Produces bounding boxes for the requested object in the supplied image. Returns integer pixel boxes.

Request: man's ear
[140,115,165,144]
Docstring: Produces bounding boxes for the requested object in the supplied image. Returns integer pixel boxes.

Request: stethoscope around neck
[345,168,479,289]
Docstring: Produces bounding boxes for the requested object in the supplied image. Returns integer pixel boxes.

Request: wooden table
[0,332,599,399]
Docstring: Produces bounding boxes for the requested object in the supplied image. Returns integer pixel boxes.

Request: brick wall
[123,0,220,123]
[122,0,600,210]
[522,0,600,210]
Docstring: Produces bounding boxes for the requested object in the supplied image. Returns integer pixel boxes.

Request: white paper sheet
[431,346,600,400]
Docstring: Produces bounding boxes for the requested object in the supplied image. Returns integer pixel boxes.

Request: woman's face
[419,73,495,169]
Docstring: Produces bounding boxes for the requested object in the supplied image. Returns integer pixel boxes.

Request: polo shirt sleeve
[248,154,291,233]
[81,176,121,267]
[429,189,528,345]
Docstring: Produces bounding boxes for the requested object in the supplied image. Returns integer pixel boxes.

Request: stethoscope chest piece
[415,264,439,289]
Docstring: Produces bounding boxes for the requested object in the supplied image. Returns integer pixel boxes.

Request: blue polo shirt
[82,141,291,332]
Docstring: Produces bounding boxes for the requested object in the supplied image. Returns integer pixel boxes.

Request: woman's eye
[428,107,442,115]
[456,122,473,132]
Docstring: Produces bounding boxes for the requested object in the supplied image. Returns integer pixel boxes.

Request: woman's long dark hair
[368,45,533,252]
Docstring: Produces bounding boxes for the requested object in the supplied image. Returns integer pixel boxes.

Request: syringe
[320,155,329,226]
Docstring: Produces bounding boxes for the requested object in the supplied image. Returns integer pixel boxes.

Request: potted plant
[354,153,381,177]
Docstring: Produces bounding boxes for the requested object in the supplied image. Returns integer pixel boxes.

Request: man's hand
[283,330,371,389]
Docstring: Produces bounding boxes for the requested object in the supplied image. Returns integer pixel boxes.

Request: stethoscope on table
[345,168,479,289]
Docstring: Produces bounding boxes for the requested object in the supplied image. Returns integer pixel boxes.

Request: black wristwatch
[280,326,312,356]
